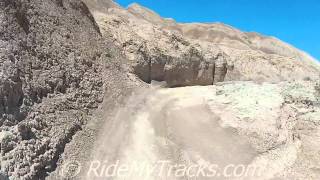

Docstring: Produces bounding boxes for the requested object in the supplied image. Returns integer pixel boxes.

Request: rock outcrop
[84,0,232,87]
[84,1,319,85]
[0,0,135,179]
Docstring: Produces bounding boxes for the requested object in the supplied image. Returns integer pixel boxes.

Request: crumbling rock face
[0,0,126,179]
[84,2,231,87]
[132,46,229,87]
[84,1,319,84]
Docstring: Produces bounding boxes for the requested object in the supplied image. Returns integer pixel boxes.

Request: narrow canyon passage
[86,84,258,180]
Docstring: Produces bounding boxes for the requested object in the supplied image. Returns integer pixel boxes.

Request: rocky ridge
[84,1,320,85]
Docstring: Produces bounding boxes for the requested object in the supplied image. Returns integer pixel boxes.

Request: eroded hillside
[84,0,320,85]
[1,0,320,180]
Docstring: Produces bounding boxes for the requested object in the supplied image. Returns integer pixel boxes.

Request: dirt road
[84,84,258,180]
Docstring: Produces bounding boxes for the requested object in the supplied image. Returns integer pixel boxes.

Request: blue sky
[116,0,320,61]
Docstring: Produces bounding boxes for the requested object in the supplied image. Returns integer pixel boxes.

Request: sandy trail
[85,85,257,180]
